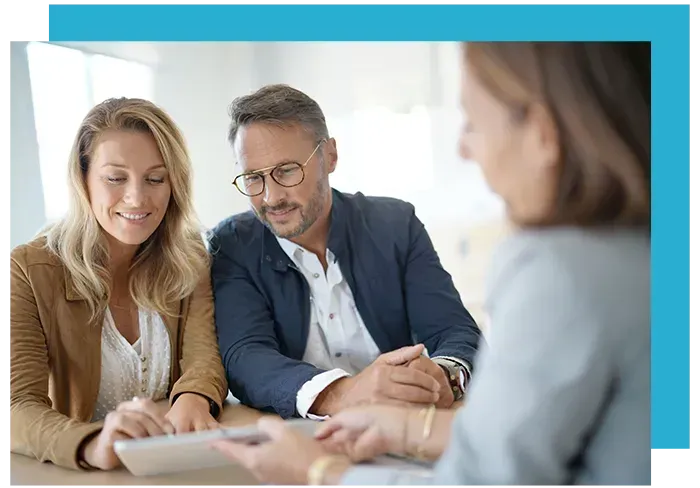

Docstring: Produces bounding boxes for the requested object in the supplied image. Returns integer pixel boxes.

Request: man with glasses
[209,84,482,419]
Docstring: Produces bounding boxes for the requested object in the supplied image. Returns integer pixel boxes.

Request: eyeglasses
[232,141,325,197]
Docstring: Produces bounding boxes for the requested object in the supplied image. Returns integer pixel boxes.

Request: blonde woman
[10,98,228,471]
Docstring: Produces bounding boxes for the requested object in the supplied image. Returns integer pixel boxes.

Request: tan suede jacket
[10,238,228,470]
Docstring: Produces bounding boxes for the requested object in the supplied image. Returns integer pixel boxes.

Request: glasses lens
[235,174,264,196]
[272,163,304,187]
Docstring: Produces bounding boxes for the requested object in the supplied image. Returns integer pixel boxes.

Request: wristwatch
[434,359,468,401]
[174,392,220,418]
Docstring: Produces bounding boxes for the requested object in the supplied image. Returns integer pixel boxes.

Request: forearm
[172,330,228,410]
[77,430,103,469]
[430,336,479,373]
[170,391,219,417]
[405,407,457,461]
[320,457,354,485]
[11,400,104,469]
[170,376,226,418]
[225,346,325,418]
[177,278,229,413]
[309,455,434,486]
[309,376,352,416]
[339,465,434,485]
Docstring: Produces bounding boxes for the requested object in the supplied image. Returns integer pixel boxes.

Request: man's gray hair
[227,84,329,146]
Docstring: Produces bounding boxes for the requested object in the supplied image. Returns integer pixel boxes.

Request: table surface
[11,402,268,485]
[12,399,460,485]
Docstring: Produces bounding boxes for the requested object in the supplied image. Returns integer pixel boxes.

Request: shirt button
[329,313,335,319]
[140,357,146,362]
[141,387,147,392]
[335,352,342,358]
[142,367,148,373]
[313,273,320,278]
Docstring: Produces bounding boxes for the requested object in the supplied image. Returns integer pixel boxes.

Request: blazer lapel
[62,271,104,421]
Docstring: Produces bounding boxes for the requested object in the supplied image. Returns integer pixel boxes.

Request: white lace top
[92,308,172,422]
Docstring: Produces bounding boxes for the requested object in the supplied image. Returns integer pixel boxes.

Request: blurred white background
[10,41,509,327]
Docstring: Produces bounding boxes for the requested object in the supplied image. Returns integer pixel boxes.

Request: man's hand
[407,356,454,408]
[310,344,440,416]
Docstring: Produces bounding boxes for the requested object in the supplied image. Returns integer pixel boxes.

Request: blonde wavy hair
[43,97,209,321]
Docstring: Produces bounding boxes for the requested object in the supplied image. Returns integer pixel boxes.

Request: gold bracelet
[307,455,347,485]
[415,404,437,460]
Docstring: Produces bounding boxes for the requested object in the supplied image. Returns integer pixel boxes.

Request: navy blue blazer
[209,190,482,418]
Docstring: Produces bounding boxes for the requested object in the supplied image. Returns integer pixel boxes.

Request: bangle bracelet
[307,455,347,485]
[78,459,96,470]
[415,404,437,460]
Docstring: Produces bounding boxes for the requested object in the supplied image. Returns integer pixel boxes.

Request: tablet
[113,418,319,476]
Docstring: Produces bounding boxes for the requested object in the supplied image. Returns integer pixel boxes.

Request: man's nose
[262,177,286,205]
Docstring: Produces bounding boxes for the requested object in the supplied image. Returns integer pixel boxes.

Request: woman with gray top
[212,41,651,485]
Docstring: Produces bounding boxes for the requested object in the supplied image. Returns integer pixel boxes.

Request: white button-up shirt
[276,238,469,419]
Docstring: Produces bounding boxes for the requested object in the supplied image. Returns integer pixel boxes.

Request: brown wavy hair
[464,42,650,228]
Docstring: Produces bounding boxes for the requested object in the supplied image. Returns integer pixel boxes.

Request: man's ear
[325,137,339,174]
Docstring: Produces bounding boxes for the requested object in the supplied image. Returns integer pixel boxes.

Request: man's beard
[258,176,328,239]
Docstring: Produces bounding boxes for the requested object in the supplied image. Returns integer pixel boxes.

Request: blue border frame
[48,4,690,449]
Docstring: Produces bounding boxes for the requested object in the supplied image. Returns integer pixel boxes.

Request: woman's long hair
[43,97,209,321]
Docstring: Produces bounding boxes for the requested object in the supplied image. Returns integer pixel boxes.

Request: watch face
[458,368,467,391]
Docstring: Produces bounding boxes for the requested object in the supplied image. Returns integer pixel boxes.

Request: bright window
[327,106,434,200]
[26,42,154,221]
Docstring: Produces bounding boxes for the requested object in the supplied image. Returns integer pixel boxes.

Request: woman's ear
[522,103,560,171]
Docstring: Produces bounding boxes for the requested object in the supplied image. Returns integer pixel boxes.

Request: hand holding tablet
[113,418,319,476]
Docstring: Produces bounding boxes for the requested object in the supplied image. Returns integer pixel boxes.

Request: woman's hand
[80,397,174,470]
[212,417,349,485]
[314,405,411,462]
[165,393,219,433]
